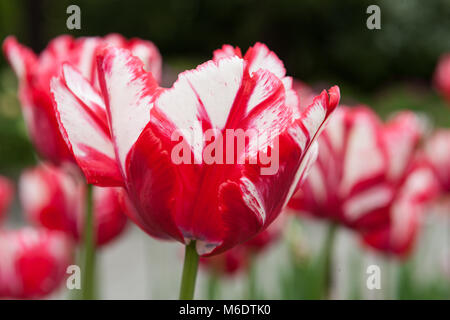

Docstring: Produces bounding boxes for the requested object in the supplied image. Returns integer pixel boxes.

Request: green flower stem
[179,241,199,300]
[247,256,257,299]
[207,271,220,300]
[322,223,338,299]
[81,184,96,300]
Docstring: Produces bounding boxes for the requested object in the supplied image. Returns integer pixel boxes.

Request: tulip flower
[51,42,339,299]
[19,163,128,247]
[0,176,14,224]
[201,246,248,278]
[200,216,284,299]
[2,34,162,164]
[434,54,450,105]
[3,34,162,299]
[290,107,428,231]
[19,163,128,299]
[361,157,439,257]
[201,215,284,275]
[0,228,73,299]
[424,129,450,194]
[288,107,438,296]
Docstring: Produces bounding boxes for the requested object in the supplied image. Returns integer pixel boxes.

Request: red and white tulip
[361,157,439,257]
[19,163,128,247]
[289,107,439,257]
[424,129,450,194]
[0,228,73,299]
[2,34,162,164]
[51,42,340,256]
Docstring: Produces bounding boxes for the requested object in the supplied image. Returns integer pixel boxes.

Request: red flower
[361,157,439,258]
[434,54,450,104]
[424,129,450,194]
[0,176,14,225]
[19,163,128,247]
[200,245,248,276]
[289,107,439,257]
[2,34,162,164]
[0,228,73,299]
[51,42,339,256]
[200,216,285,275]
[241,213,285,253]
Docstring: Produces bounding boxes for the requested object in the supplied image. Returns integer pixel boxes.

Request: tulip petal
[383,112,424,181]
[0,228,73,299]
[424,129,450,192]
[92,187,128,246]
[212,44,242,61]
[71,37,103,83]
[339,108,387,197]
[97,47,159,177]
[0,177,14,224]
[213,43,299,118]
[128,39,162,83]
[342,184,393,222]
[102,34,162,82]
[19,164,82,238]
[362,163,439,257]
[243,42,286,79]
[125,125,186,242]
[2,36,37,80]
[51,64,122,186]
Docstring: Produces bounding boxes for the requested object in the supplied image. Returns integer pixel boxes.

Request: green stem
[207,271,220,300]
[322,223,337,299]
[179,241,199,300]
[247,256,257,299]
[81,184,96,300]
[348,252,362,300]
[385,258,398,300]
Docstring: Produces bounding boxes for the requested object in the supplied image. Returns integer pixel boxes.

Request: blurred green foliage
[396,261,450,300]
[0,70,35,176]
[1,0,450,91]
[279,251,325,300]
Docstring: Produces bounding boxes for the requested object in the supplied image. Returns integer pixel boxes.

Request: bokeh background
[0,0,449,299]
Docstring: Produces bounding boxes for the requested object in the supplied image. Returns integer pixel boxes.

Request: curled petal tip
[328,85,340,112]
[2,35,18,55]
[2,36,36,80]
